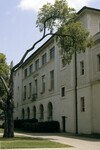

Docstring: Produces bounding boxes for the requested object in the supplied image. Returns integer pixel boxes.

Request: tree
[36,0,93,64]
[0,0,93,138]
[0,53,9,100]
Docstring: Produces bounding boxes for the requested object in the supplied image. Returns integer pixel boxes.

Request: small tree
[0,0,93,138]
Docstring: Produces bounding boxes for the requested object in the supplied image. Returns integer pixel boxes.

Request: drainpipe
[74,51,78,134]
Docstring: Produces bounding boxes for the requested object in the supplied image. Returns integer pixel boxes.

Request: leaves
[36,0,76,32]
[0,53,9,98]
[36,0,94,65]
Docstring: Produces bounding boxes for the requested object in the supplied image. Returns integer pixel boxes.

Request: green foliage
[58,22,94,63]
[36,0,94,64]
[16,120,60,133]
[0,53,9,99]
[14,118,38,128]
[36,0,76,32]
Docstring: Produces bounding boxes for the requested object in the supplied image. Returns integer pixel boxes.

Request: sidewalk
[1,132,100,150]
[15,132,100,150]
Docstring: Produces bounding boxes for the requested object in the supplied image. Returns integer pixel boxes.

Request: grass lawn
[0,136,72,149]
[0,128,3,133]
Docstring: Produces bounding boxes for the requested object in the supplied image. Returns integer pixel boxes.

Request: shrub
[22,121,60,133]
[14,118,38,129]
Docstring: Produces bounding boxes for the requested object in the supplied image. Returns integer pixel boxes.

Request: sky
[0,0,100,65]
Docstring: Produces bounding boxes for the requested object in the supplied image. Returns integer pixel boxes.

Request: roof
[15,6,100,70]
[77,6,100,14]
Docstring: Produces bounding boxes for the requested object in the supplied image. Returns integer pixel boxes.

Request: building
[13,6,100,134]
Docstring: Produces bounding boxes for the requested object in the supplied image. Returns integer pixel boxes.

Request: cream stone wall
[14,7,100,134]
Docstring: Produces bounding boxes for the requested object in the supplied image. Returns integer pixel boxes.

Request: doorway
[62,116,66,132]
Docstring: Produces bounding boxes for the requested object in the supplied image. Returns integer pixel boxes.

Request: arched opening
[27,107,30,119]
[48,102,53,120]
[33,106,36,119]
[39,104,44,120]
[22,108,25,119]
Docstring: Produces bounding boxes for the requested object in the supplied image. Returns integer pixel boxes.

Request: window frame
[80,97,85,112]
[80,60,84,75]
[50,46,55,60]
[42,53,47,65]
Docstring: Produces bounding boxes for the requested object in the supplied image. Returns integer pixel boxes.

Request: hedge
[14,118,38,128]
[22,121,60,133]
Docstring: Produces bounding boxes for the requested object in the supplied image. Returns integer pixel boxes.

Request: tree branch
[0,76,9,95]
[11,15,73,74]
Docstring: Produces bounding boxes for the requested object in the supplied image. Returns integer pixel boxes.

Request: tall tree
[0,0,93,138]
[0,53,9,100]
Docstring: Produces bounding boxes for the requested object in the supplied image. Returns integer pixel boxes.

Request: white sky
[18,0,94,11]
[0,0,99,65]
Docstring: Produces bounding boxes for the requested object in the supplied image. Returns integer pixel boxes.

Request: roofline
[16,35,55,70]
[15,6,100,71]
[77,6,100,14]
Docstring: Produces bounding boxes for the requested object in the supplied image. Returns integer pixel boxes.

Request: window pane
[35,59,39,71]
[24,68,27,78]
[97,54,100,71]
[80,97,85,112]
[80,61,84,75]
[42,75,45,93]
[24,85,26,100]
[50,70,54,90]
[61,87,65,97]
[50,46,55,60]
[42,53,47,65]
[29,64,33,75]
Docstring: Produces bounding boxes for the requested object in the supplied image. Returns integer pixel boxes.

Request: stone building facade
[14,7,100,134]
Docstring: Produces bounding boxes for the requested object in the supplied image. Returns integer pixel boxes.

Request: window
[23,85,26,100]
[80,97,85,112]
[41,75,45,93]
[48,102,53,120]
[22,109,25,119]
[61,87,65,97]
[29,64,33,75]
[99,22,100,32]
[97,54,100,71]
[24,68,27,78]
[29,82,32,98]
[80,61,84,75]
[35,59,39,71]
[42,53,47,65]
[35,79,38,97]
[39,104,44,120]
[50,70,54,91]
[27,107,30,119]
[50,46,55,60]
[33,106,36,118]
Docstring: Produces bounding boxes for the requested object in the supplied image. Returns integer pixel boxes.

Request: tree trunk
[3,97,14,138]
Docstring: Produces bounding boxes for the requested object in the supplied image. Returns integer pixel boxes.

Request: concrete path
[15,132,100,150]
[1,132,100,150]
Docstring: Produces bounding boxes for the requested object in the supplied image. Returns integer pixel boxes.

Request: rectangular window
[24,85,26,100]
[35,59,39,71]
[80,97,85,112]
[35,79,38,97]
[80,61,84,75]
[97,54,100,71]
[50,46,55,60]
[29,82,32,98]
[42,53,47,65]
[29,64,33,75]
[99,22,100,32]
[50,70,54,90]
[61,87,65,97]
[24,68,27,78]
[42,75,45,93]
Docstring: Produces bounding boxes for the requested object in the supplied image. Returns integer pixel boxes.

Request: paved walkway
[1,132,100,150]
[15,132,100,150]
